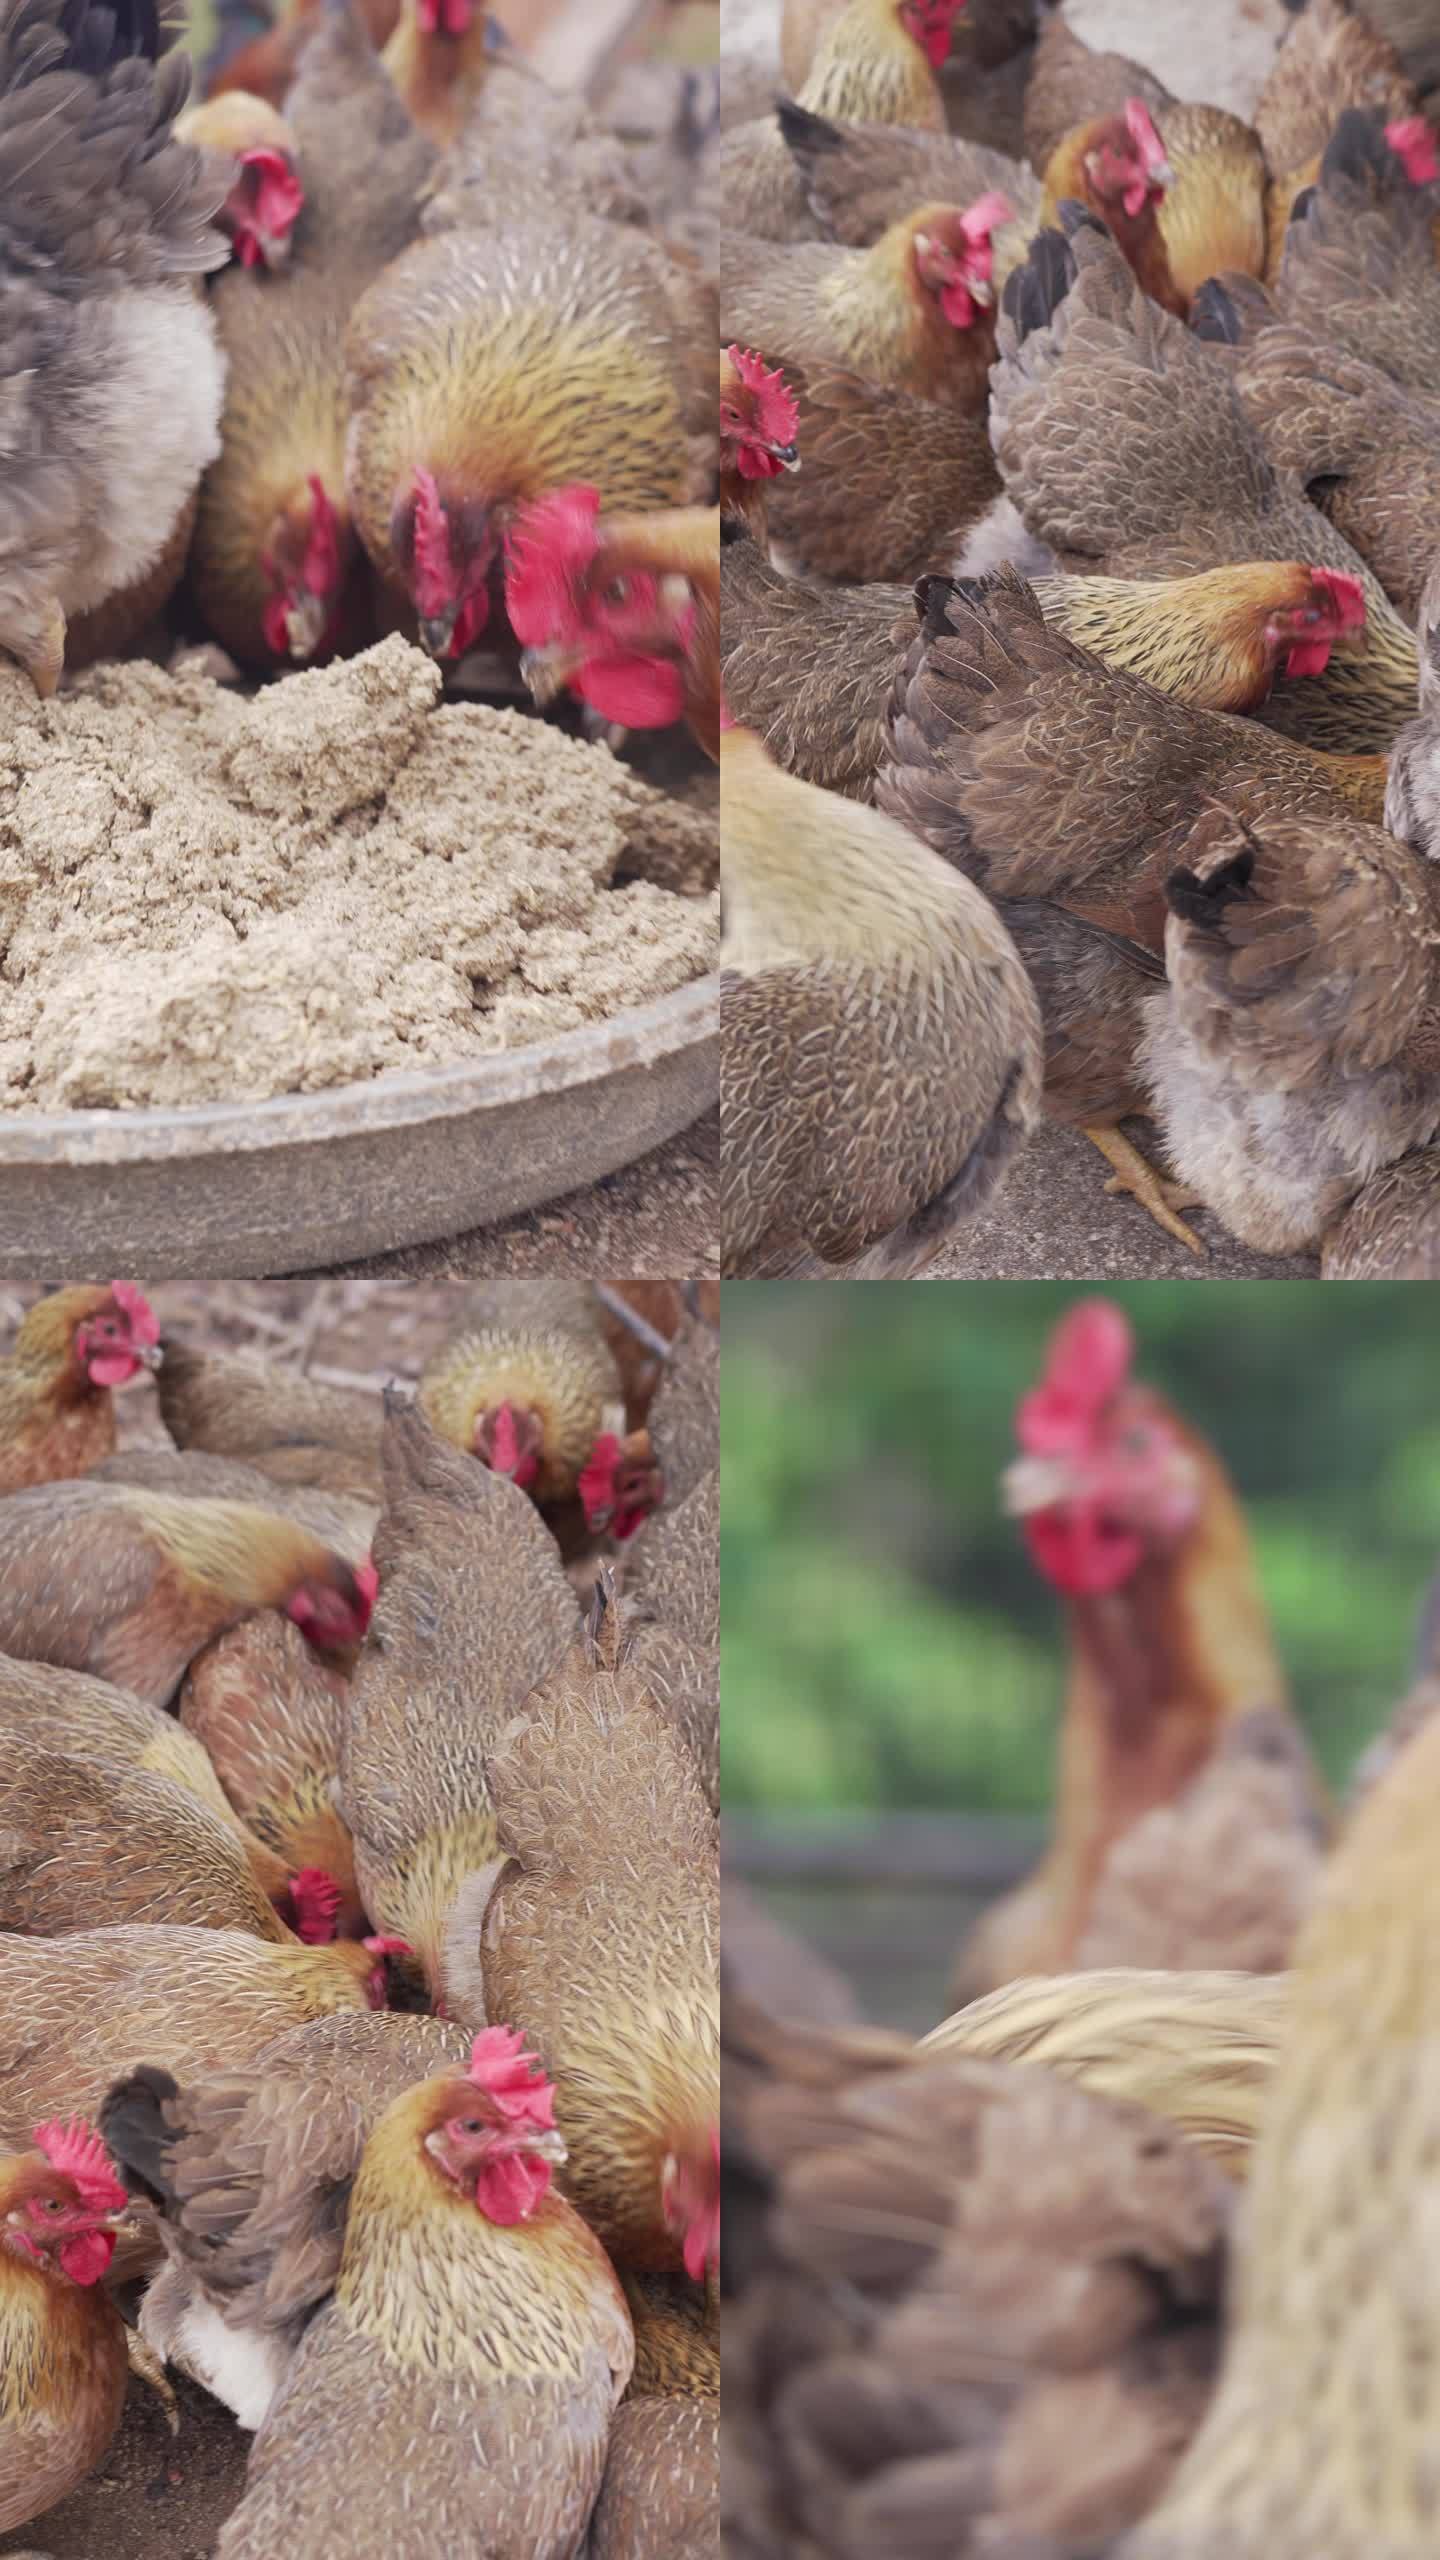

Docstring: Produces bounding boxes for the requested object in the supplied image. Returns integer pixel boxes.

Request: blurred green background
[724,1282,1440,1817]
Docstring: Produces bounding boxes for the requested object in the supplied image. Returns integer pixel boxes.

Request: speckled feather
[0,1747,292,1938]
[419,1279,626,1505]
[757,357,999,583]
[156,1339,383,1470]
[179,1611,359,1924]
[720,0,953,246]
[0,1288,129,1493]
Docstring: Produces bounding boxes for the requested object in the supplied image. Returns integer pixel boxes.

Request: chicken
[951,1299,1326,1997]
[990,213,1419,758]
[0,1651,289,1902]
[205,0,398,107]
[877,567,1385,1246]
[1022,8,1171,171]
[179,1612,364,1934]
[775,95,1040,265]
[0,1748,310,1940]
[591,2275,718,2560]
[1252,0,1417,261]
[1121,1704,1440,2559]
[1378,543,1440,860]
[211,2030,632,2560]
[720,0,967,245]
[724,1996,1227,2560]
[925,1966,1287,2178]
[1263,103,1440,396]
[1140,800,1440,1257]
[508,487,720,760]
[0,2118,130,2535]
[719,344,801,539]
[0,1481,375,1706]
[155,1336,383,1498]
[620,1313,719,1806]
[88,1446,376,1557]
[1320,1140,1440,1276]
[721,532,1372,802]
[0,0,229,693]
[722,195,1012,410]
[628,1294,717,1510]
[0,1284,160,1495]
[101,2010,468,2428]
[342,147,713,667]
[379,0,513,145]
[338,1395,581,2001]
[174,89,304,271]
[746,353,1000,582]
[446,1596,718,2282]
[190,0,434,672]
[0,1925,402,2153]
[416,1278,658,1533]
[722,715,1042,1278]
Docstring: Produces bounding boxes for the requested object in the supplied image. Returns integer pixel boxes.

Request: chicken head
[1,2119,129,2288]
[1003,1300,1204,1596]
[422,2028,568,2224]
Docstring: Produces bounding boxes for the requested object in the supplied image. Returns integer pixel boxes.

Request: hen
[155,1336,383,1499]
[0,2118,130,2534]
[508,486,720,760]
[1141,800,1440,1256]
[0,0,228,691]
[0,1284,160,1494]
[0,1480,374,1704]
[174,88,305,272]
[1320,1140,1440,1276]
[1263,104,1440,397]
[190,0,435,671]
[211,2030,632,2560]
[621,1303,719,1808]
[720,0,966,245]
[379,0,512,145]
[0,1749,307,1940]
[990,213,1419,757]
[178,1611,363,1933]
[749,353,999,581]
[723,713,1042,1278]
[338,1396,580,2001]
[446,1596,717,2283]
[592,2274,717,2559]
[951,1301,1326,1997]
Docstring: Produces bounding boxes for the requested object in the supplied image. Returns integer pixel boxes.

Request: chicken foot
[125,2323,181,2434]
[1082,1124,1205,1256]
[11,598,66,698]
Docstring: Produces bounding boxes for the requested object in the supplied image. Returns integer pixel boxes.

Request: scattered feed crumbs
[0,636,718,1113]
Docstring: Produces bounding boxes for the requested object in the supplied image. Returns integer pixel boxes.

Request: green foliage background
[723,1283,1440,1813]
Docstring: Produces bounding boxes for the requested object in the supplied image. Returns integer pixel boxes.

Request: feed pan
[0,975,719,1279]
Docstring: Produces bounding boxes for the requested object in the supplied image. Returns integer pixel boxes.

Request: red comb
[303,475,341,601]
[363,1933,412,1958]
[290,1868,343,1944]
[960,189,1012,244]
[1016,1300,1134,1456]
[577,1431,621,1527]
[242,144,303,240]
[354,1559,379,1627]
[504,485,603,646]
[468,2026,557,2127]
[109,1280,160,1347]
[1311,567,1367,631]
[32,2117,126,2217]
[1386,116,1438,184]
[724,346,800,448]
[412,468,454,620]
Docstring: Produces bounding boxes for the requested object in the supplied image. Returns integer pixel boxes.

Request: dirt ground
[0,2371,250,2560]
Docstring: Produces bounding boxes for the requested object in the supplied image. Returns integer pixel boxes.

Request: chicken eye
[602,578,630,608]
[454,2117,484,2135]
[38,2196,62,2213]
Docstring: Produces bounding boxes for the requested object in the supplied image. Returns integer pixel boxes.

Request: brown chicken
[446,1597,718,2283]
[0,1652,289,1902]
[191,2,434,672]
[621,1308,719,1808]
[754,355,1000,580]
[0,1925,404,2155]
[591,2275,718,2559]
[724,1996,1228,2560]
[1252,0,1418,266]
[1122,1704,1440,2558]
[380,0,514,144]
[0,1749,309,1941]
[509,489,721,759]
[1141,800,1440,1257]
[723,194,1012,408]
[991,213,1419,758]
[719,344,801,538]
[721,0,966,244]
[926,1966,1288,2178]
[211,2031,632,2559]
[179,1612,363,1934]
[417,1279,659,1534]
[775,95,1039,263]
[877,568,1384,1244]
[338,1396,581,2000]
[342,141,713,668]
[0,2118,130,2535]
[101,2010,469,2428]
[155,1337,383,1498]
[1022,8,1170,170]
[174,89,304,271]
[949,1299,1326,1997]
[0,1284,160,1494]
[89,1446,376,1555]
[723,715,1042,1277]
[0,1481,375,1705]
[721,528,1372,802]
[1320,1140,1440,1276]
[1265,102,1440,394]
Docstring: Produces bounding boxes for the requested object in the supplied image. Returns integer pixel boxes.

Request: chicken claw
[15,599,66,699]
[1082,1125,1206,1255]
[126,2325,181,2435]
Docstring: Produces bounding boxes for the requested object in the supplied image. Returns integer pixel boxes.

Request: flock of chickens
[724,1293,1440,2557]
[0,1277,718,2554]
[3,0,720,748]
[718,0,1440,1279]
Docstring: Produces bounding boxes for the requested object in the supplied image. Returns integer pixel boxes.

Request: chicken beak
[520,642,588,707]
[756,435,800,470]
[967,276,994,308]
[256,227,292,271]
[284,591,329,663]
[1152,156,1176,186]
[1002,1454,1082,1517]
[418,611,458,660]
[133,1342,164,1372]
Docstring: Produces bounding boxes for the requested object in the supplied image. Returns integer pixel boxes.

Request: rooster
[0,2118,130,2534]
[508,485,720,759]
[0,1284,160,1493]
[954,1299,1328,1998]
[175,89,305,271]
[209,2029,632,2558]
[0,0,229,691]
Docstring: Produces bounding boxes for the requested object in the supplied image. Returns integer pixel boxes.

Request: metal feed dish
[0,976,719,1279]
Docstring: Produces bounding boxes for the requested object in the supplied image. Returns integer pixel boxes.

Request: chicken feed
[0,636,717,1114]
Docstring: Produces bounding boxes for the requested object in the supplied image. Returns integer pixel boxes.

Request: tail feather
[100,2066,183,2209]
